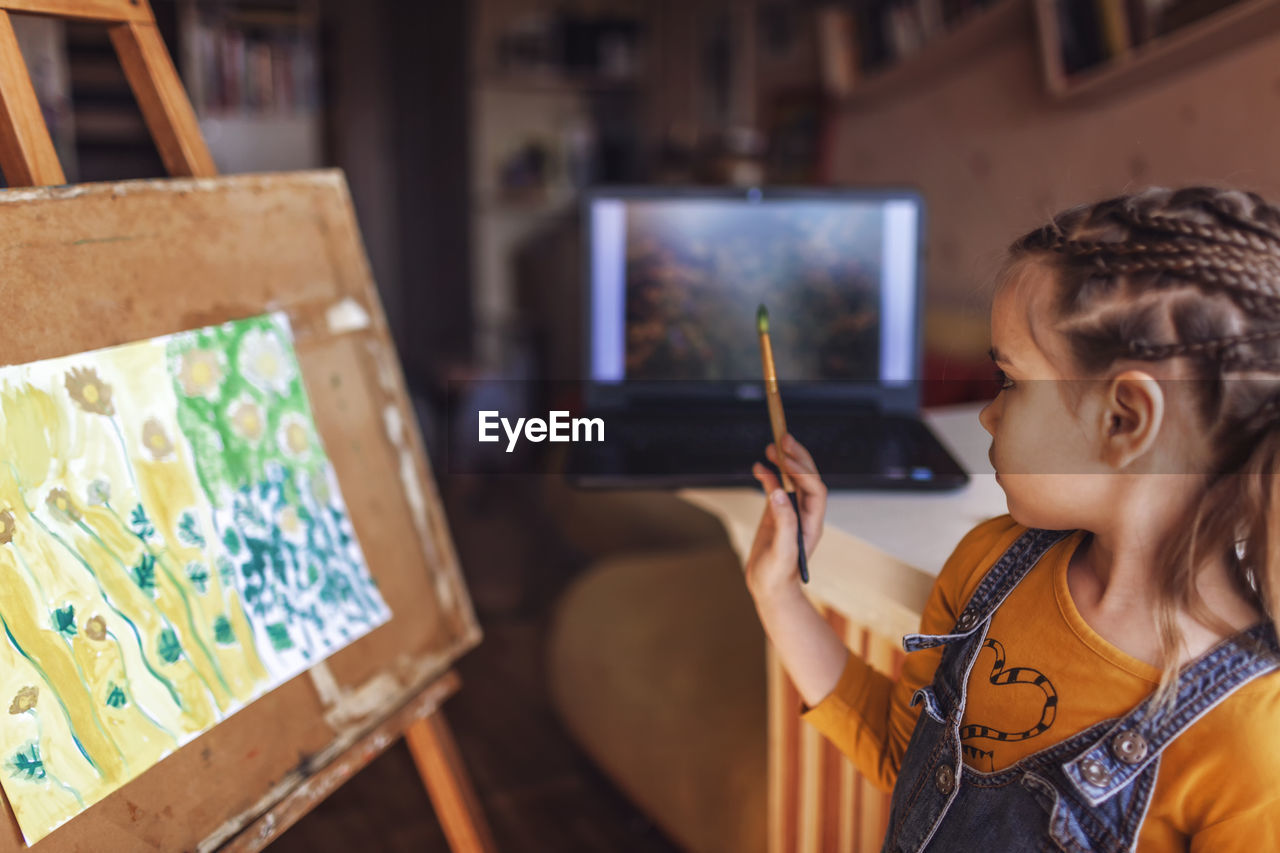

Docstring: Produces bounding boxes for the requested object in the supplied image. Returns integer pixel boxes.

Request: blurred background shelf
[178,0,322,171]
[476,68,641,94]
[1034,0,1280,102]
[8,0,323,183]
[837,0,1027,110]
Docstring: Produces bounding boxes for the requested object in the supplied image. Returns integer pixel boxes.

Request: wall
[828,4,1280,358]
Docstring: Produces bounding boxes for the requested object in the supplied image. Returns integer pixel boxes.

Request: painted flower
[141,417,174,460]
[229,398,266,442]
[45,488,81,523]
[239,328,295,396]
[0,509,15,545]
[308,471,331,507]
[65,366,114,415]
[8,686,37,715]
[278,505,304,541]
[276,412,312,461]
[177,348,222,398]
[87,479,111,506]
[84,615,107,642]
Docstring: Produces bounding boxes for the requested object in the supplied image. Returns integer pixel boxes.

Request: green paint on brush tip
[756,304,769,334]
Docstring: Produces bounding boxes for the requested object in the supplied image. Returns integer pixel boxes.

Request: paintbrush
[756,304,809,584]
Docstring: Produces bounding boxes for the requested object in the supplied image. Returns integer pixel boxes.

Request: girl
[746,186,1280,851]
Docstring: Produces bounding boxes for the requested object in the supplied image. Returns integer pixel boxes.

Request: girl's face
[978,261,1114,531]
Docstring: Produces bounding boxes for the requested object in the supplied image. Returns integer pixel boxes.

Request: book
[816,6,859,97]
[1055,0,1106,75]
[1096,0,1133,58]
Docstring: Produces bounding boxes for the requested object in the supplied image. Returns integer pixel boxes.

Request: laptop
[563,185,970,490]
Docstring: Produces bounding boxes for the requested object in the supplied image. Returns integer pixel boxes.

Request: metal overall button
[935,764,956,795]
[1111,730,1149,765]
[956,611,975,631]
[1080,757,1111,787]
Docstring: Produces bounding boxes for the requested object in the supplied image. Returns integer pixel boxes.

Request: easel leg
[405,709,497,853]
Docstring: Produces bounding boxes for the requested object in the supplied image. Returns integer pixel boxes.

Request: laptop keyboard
[563,409,969,488]
[608,412,927,471]
[618,415,864,452]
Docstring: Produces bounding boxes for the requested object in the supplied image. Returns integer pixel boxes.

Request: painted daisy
[84,615,107,642]
[45,488,81,523]
[142,418,174,460]
[238,328,295,396]
[228,397,266,443]
[8,686,37,715]
[276,412,312,461]
[308,470,332,507]
[86,480,111,506]
[278,505,305,543]
[65,367,113,416]
[177,348,223,399]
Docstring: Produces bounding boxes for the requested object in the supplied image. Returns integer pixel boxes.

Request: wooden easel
[0,3,496,851]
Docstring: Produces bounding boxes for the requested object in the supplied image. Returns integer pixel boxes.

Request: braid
[1021,189,1280,324]
[1182,189,1280,247]
[1102,254,1280,316]
[1127,325,1280,361]
[1044,235,1256,259]
[1125,209,1280,255]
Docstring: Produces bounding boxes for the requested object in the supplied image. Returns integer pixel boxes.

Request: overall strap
[902,527,1073,653]
[1063,621,1280,806]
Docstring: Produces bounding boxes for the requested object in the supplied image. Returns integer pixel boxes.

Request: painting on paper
[0,313,391,843]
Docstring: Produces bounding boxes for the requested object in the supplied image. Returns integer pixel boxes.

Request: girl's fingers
[766,442,825,496]
[765,487,798,542]
[767,438,817,475]
[783,432,818,471]
[756,455,823,562]
[782,451,819,478]
[752,461,781,494]
[765,442,811,471]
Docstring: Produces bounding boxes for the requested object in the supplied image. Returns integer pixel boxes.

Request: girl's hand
[745,432,827,603]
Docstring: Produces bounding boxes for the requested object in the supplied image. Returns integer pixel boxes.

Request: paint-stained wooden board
[0,170,481,850]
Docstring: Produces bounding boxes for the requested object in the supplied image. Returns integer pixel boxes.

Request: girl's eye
[994,368,1013,391]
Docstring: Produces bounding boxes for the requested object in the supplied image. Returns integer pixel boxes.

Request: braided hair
[1005,186,1280,684]
[1012,188,1280,448]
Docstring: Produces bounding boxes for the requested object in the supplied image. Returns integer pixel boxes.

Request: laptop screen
[586,188,921,396]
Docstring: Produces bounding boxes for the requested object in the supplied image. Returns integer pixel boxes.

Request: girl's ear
[1099,370,1164,469]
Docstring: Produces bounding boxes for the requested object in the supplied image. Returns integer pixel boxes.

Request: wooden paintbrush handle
[759,332,796,493]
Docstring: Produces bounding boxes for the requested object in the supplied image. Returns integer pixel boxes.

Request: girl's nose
[978,398,998,436]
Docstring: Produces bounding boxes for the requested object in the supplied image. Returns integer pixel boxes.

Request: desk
[677,403,1006,853]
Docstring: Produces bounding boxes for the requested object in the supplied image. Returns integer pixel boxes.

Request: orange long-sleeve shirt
[802,514,1280,850]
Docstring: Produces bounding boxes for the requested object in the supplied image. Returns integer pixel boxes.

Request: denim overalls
[882,528,1280,853]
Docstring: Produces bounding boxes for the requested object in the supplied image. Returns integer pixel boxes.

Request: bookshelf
[836,0,1028,109]
[22,0,322,183]
[176,0,322,173]
[477,68,640,95]
[469,0,649,370]
[1034,0,1280,102]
